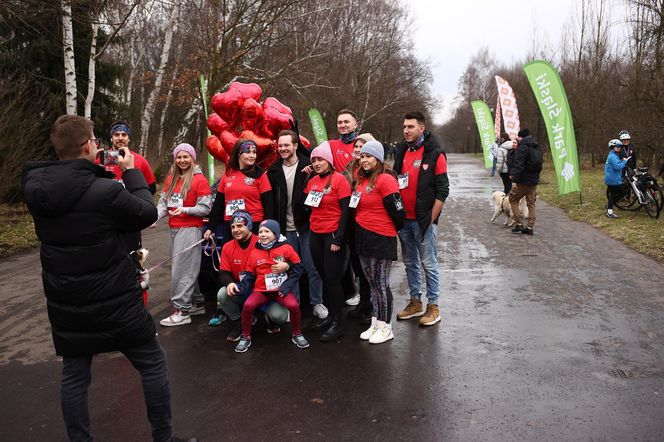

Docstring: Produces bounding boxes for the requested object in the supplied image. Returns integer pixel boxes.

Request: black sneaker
[226,319,242,342]
[522,227,534,235]
[172,437,199,442]
[511,225,523,234]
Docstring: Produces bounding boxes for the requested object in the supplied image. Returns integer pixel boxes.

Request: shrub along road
[0,154,662,440]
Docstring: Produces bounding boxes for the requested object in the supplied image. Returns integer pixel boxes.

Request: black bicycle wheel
[643,189,658,218]
[648,187,663,219]
[610,185,638,210]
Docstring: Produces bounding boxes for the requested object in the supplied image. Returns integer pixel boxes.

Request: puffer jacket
[495,140,513,174]
[507,136,541,185]
[22,159,158,356]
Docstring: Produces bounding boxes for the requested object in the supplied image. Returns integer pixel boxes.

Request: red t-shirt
[98,150,156,185]
[355,173,400,237]
[305,172,352,233]
[163,173,212,228]
[329,139,354,171]
[245,242,301,292]
[221,234,258,281]
[219,169,271,221]
[399,148,448,219]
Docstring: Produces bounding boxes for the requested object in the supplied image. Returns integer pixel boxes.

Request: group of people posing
[155,109,449,352]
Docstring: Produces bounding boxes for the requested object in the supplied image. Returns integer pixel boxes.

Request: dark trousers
[350,249,371,311]
[606,184,625,210]
[61,337,172,442]
[310,231,349,320]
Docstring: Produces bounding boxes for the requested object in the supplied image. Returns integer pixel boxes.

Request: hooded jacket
[22,159,158,356]
[605,150,627,186]
[507,136,541,185]
[495,140,513,174]
[236,235,304,296]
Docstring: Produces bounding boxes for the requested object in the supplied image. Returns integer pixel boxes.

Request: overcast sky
[406,0,627,124]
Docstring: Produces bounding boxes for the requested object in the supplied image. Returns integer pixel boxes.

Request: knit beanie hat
[360,140,385,163]
[310,141,334,168]
[355,133,375,144]
[173,143,196,161]
[517,128,530,138]
[259,219,281,238]
[230,210,253,231]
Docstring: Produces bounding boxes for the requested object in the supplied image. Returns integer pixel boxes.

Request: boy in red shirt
[228,219,309,352]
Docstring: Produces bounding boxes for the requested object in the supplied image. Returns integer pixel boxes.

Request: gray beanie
[360,140,384,163]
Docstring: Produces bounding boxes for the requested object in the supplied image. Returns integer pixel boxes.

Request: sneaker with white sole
[235,336,252,353]
[188,304,206,316]
[292,334,310,349]
[369,323,393,344]
[160,310,191,327]
[313,303,328,319]
[345,293,360,306]
[396,299,425,320]
[360,317,378,341]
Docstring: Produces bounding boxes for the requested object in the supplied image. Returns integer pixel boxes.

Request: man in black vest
[393,111,449,327]
[22,115,195,442]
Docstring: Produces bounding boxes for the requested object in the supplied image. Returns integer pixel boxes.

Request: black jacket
[22,159,158,356]
[508,136,541,185]
[393,132,449,235]
[267,153,312,233]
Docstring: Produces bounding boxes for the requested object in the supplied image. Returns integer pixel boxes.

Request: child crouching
[228,219,309,352]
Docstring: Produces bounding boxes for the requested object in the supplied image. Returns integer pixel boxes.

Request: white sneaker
[159,310,192,327]
[369,322,393,344]
[313,304,328,319]
[360,317,378,341]
[188,304,206,316]
[346,293,360,306]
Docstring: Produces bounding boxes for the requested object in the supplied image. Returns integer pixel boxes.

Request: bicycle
[609,165,663,218]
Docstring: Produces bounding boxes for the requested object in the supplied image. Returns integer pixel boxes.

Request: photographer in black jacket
[22,115,195,442]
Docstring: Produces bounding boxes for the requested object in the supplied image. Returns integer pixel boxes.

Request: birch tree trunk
[84,21,99,119]
[139,0,181,155]
[157,41,183,156]
[61,0,77,115]
[172,100,201,147]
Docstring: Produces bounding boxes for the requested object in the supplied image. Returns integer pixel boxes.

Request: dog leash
[202,236,221,272]
[145,238,208,273]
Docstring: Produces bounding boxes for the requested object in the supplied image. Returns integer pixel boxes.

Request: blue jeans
[398,220,440,304]
[61,337,172,442]
[285,229,323,305]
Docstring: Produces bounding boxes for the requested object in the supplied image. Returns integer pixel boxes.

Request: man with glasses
[102,121,157,194]
[22,115,196,442]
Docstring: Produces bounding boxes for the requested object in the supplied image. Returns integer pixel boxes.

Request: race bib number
[398,173,409,189]
[225,199,246,216]
[168,193,183,208]
[348,191,362,208]
[304,191,324,207]
[265,273,287,291]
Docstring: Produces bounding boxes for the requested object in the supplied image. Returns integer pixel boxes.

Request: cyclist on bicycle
[605,139,629,219]
[619,130,636,170]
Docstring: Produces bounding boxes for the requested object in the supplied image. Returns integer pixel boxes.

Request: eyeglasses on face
[81,138,100,148]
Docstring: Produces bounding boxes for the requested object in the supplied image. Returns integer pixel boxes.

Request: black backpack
[526,144,543,173]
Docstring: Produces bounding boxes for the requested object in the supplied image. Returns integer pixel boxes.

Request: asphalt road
[1,154,662,441]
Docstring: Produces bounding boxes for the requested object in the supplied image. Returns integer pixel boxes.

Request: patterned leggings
[359,256,393,323]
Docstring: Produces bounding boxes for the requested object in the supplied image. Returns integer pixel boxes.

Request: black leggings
[310,231,349,320]
[500,172,512,195]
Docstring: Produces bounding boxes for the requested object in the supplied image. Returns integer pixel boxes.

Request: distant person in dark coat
[507,128,542,235]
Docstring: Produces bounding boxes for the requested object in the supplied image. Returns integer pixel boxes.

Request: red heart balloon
[205,135,228,163]
[240,98,263,131]
[207,113,228,137]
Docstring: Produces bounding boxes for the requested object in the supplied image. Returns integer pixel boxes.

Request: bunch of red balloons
[205,82,310,168]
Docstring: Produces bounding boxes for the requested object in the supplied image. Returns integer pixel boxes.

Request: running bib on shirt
[398,173,409,189]
[265,273,287,291]
[168,193,183,208]
[304,191,324,207]
[348,191,362,208]
[225,199,246,216]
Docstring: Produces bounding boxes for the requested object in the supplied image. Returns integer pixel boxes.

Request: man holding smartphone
[103,121,157,195]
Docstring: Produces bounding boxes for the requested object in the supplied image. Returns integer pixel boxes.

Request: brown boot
[419,304,441,326]
[396,299,425,320]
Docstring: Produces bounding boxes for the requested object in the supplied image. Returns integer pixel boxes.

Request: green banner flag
[199,75,215,184]
[307,108,328,145]
[523,60,580,195]
[470,100,494,168]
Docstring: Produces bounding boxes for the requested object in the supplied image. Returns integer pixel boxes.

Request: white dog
[490,191,529,227]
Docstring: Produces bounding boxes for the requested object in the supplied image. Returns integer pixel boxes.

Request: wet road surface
[1,154,663,441]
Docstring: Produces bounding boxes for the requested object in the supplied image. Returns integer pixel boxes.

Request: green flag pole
[470,100,494,168]
[199,75,215,184]
[307,108,328,145]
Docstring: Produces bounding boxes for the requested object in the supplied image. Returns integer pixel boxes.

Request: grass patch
[0,204,40,257]
[537,162,664,262]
